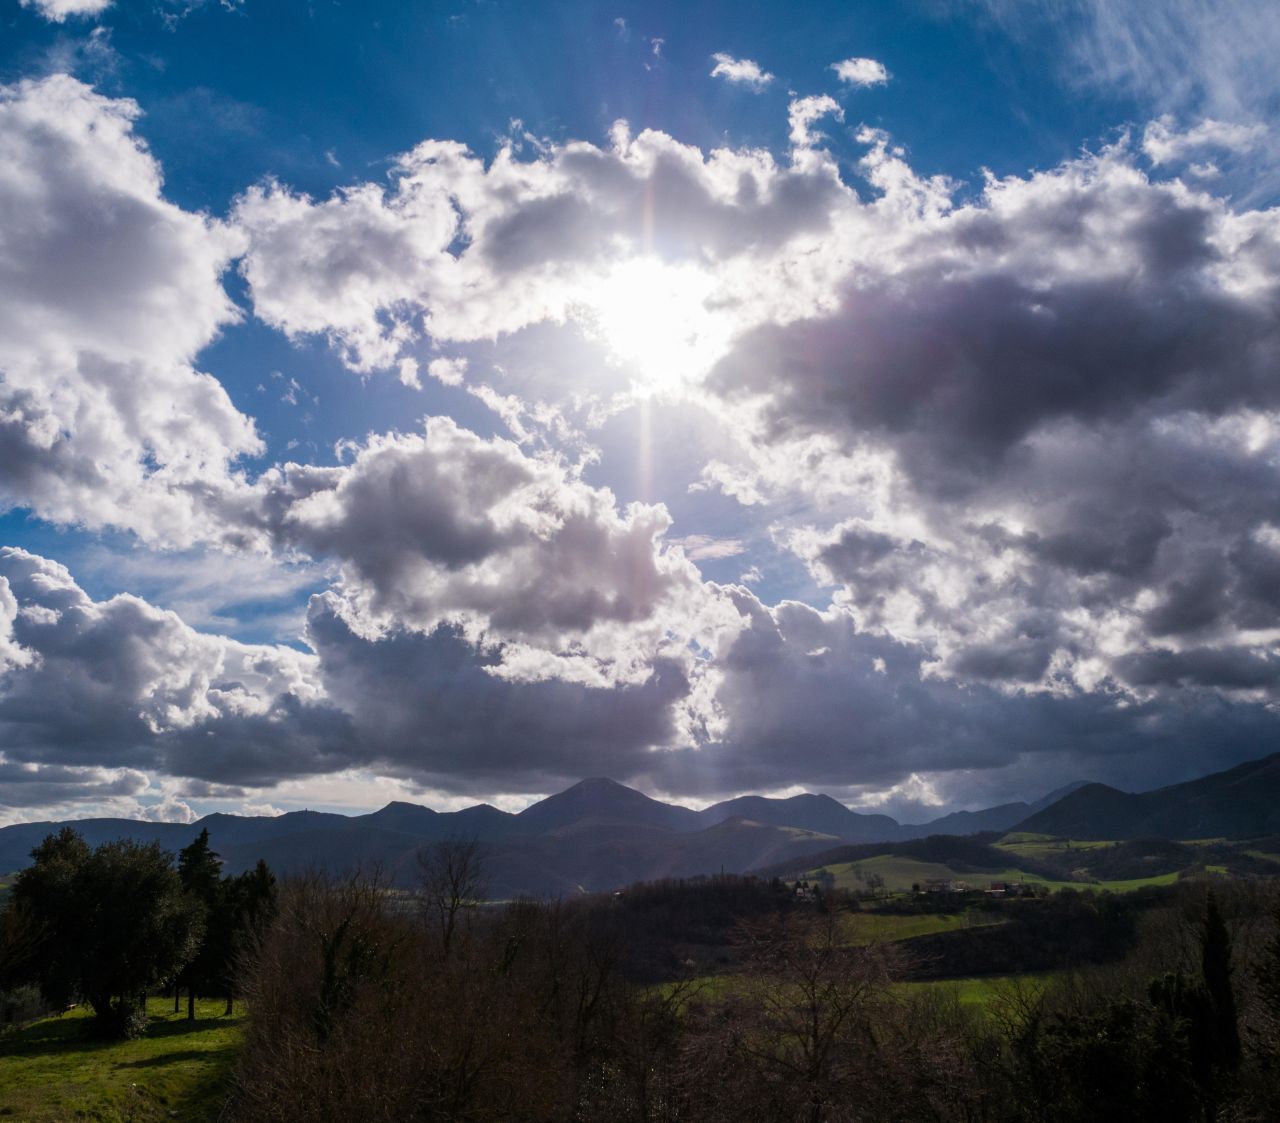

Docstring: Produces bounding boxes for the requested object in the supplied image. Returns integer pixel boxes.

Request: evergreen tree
[1201,889,1241,1072]
[177,828,221,901]
[177,828,223,1019]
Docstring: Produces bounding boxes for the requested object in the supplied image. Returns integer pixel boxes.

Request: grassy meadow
[837,908,1004,945]
[895,971,1055,1009]
[801,853,1182,894]
[0,998,242,1122]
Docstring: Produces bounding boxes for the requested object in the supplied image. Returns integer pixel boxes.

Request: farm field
[0,997,242,1122]
[666,968,1057,1017]
[995,833,1117,859]
[801,854,1181,894]
[895,971,1055,1009]
[837,909,1005,945]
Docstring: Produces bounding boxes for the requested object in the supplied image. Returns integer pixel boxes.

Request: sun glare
[580,258,728,394]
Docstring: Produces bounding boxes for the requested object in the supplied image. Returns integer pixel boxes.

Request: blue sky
[1,0,1279,824]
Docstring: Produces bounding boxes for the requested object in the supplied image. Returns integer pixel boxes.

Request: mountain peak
[516,777,702,832]
[568,777,632,794]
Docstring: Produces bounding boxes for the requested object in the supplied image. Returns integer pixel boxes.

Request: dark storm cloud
[0,759,148,808]
[0,546,699,801]
[303,593,692,796]
[640,590,1280,805]
[0,548,340,788]
[710,148,1280,698]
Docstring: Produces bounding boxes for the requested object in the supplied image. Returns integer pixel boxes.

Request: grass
[804,855,1181,894]
[995,835,1117,859]
[663,969,1057,1018]
[837,910,1004,945]
[0,997,243,1122]
[896,972,1055,1010]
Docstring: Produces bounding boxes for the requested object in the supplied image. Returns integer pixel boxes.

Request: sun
[578,257,729,394]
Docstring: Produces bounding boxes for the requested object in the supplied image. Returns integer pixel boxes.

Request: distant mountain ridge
[1013,752,1280,840]
[2,756,1274,896]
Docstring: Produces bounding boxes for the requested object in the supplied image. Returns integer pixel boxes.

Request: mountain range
[2,754,1277,897]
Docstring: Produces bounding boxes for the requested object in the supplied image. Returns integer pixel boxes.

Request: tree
[1201,888,1241,1073]
[177,828,224,1019]
[207,859,279,1016]
[694,910,898,1123]
[9,827,90,1010]
[13,831,201,1038]
[416,835,487,959]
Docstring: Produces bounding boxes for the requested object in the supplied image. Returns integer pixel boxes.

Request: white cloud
[710,53,774,90]
[427,355,468,386]
[830,57,889,87]
[973,0,1280,202]
[256,417,730,686]
[1142,115,1266,165]
[787,94,843,148]
[19,0,111,22]
[674,535,746,561]
[6,74,1280,814]
[0,75,259,545]
[234,118,853,391]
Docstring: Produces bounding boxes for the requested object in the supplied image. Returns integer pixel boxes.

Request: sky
[1,0,1279,826]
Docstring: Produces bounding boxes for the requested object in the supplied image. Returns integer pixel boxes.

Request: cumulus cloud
[0,548,344,791]
[249,417,726,687]
[304,594,699,796]
[787,94,843,148]
[830,57,888,87]
[703,135,1280,703]
[232,102,1280,723]
[0,75,259,544]
[8,74,1280,817]
[18,0,111,22]
[710,53,774,90]
[1142,115,1267,165]
[0,546,723,807]
[233,120,851,383]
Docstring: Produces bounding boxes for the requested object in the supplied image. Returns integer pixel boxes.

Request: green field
[804,854,1180,894]
[666,969,1056,1017]
[995,833,1117,859]
[838,910,1004,945]
[0,997,242,1122]
[896,971,1055,1009]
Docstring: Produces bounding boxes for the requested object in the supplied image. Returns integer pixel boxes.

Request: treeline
[0,826,275,1037]
[222,845,1280,1122]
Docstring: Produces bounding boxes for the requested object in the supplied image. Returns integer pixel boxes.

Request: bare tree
[416,835,488,959]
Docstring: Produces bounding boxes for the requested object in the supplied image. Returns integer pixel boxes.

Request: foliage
[12,831,201,1038]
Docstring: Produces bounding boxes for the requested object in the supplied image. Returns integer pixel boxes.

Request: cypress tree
[1201,889,1241,1072]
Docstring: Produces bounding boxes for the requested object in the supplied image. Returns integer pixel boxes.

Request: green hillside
[802,853,1181,894]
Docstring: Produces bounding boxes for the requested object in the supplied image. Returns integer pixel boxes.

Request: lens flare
[578,258,729,394]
